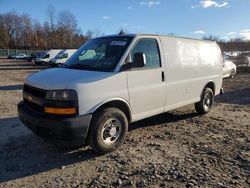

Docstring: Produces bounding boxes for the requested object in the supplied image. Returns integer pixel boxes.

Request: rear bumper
[18,102,92,146]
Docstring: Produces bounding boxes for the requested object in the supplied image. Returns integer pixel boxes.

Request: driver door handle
[162,71,165,82]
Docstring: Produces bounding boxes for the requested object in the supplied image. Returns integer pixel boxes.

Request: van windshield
[64,36,133,72]
[55,50,66,59]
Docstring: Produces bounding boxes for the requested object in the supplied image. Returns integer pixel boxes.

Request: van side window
[131,38,161,68]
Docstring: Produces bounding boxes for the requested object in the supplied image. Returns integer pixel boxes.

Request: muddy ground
[0,58,249,187]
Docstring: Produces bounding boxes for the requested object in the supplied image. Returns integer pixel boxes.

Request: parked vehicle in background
[223,60,237,78]
[27,51,45,62]
[230,53,249,66]
[49,49,77,66]
[7,54,17,59]
[14,54,31,60]
[48,50,65,65]
[18,34,223,154]
[35,49,61,65]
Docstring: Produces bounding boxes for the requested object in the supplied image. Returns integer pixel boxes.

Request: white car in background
[223,60,236,78]
[14,54,30,60]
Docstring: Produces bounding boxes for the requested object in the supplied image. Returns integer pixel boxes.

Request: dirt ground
[0,58,249,188]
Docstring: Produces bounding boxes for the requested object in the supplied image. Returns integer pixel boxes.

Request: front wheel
[87,108,128,154]
[195,88,214,115]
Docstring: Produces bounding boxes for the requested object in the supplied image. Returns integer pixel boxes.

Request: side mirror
[133,52,146,68]
[120,52,146,71]
[120,54,132,71]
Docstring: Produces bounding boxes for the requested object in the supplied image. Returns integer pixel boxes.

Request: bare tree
[47,4,56,30]
[2,12,22,48]
[0,14,10,48]
[20,14,33,48]
[57,10,79,48]
[0,11,87,50]
[86,30,94,40]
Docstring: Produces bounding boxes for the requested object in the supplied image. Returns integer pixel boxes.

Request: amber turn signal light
[44,107,76,115]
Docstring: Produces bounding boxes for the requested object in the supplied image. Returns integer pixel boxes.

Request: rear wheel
[195,88,214,115]
[88,108,128,154]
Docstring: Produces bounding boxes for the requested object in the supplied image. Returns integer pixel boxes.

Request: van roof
[98,33,216,43]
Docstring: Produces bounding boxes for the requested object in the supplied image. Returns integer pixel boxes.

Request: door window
[131,38,161,68]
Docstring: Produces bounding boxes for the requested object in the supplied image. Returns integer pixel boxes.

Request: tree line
[1,7,250,52]
[203,35,250,52]
[0,7,90,50]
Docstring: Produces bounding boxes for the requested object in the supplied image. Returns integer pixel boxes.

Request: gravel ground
[0,58,249,187]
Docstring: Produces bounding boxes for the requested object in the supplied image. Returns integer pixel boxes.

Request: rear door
[126,38,166,121]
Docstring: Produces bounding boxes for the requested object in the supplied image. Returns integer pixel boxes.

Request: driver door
[126,38,166,121]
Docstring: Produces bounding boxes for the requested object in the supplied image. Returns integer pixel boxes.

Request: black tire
[87,108,128,154]
[195,88,214,115]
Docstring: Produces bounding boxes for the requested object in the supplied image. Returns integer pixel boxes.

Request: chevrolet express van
[35,49,62,65]
[18,34,223,153]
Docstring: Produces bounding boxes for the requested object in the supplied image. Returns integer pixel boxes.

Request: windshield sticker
[110,41,127,46]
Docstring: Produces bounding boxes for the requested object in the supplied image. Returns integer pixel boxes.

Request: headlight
[45,90,77,101]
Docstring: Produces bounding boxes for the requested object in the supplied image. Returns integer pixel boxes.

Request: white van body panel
[159,37,222,112]
[160,37,200,111]
[26,68,130,116]
[25,34,223,123]
[126,68,166,121]
[69,72,129,115]
[35,49,62,64]
[197,41,223,96]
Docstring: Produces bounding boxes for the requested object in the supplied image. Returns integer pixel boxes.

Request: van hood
[25,68,113,90]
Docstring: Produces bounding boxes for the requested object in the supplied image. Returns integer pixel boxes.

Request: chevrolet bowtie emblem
[27,95,32,102]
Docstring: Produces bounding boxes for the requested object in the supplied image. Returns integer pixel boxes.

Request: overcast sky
[0,0,250,40]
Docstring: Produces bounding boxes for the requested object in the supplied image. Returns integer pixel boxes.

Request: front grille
[24,99,44,113]
[23,84,78,117]
[23,84,46,98]
[23,84,46,113]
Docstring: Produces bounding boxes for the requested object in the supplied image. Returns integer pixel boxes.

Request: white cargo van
[35,49,62,65]
[48,49,66,65]
[18,34,223,153]
[49,49,77,66]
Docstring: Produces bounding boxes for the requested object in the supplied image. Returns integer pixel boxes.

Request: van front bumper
[18,102,92,146]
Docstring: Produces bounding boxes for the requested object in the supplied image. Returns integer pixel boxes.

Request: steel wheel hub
[101,118,122,145]
[204,93,212,110]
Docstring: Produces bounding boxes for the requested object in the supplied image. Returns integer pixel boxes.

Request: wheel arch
[202,81,215,95]
[91,98,132,122]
